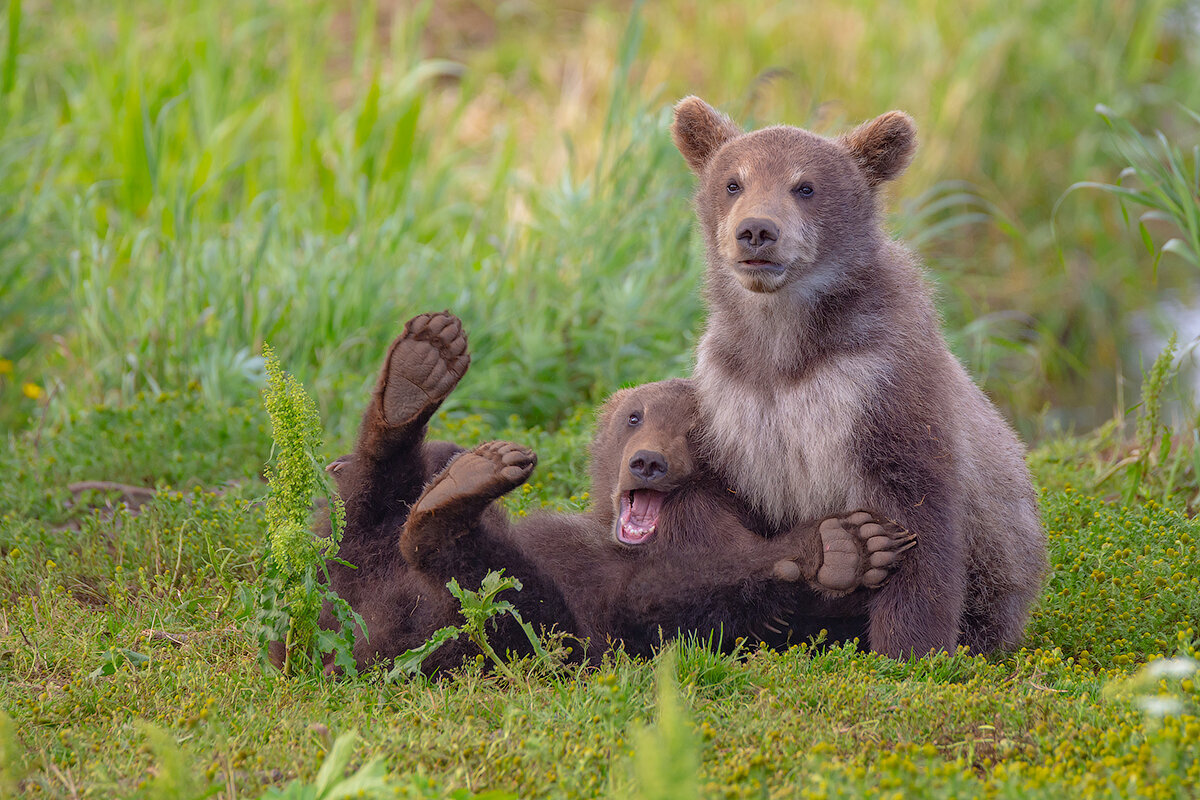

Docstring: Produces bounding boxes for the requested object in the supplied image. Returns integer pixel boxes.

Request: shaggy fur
[481,378,915,656]
[312,314,914,671]
[671,96,1047,657]
[318,312,569,673]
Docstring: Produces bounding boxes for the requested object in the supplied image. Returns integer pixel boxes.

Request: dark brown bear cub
[407,377,916,656]
[319,313,915,670]
[492,379,912,652]
[318,312,567,673]
[671,97,1047,657]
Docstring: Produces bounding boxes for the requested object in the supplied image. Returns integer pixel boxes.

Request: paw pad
[814,512,915,592]
[379,311,470,426]
[412,441,537,514]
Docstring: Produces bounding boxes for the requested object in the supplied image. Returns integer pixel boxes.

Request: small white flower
[1146,657,1199,679]
[1138,695,1184,717]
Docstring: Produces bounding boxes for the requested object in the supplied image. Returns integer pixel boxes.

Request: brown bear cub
[671,97,1047,657]
[320,313,915,670]
[320,312,563,673]
[408,376,915,657]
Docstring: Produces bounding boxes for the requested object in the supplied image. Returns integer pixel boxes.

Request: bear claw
[378,311,470,428]
[814,511,915,593]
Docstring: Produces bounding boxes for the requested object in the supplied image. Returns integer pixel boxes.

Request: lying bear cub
[315,312,915,673]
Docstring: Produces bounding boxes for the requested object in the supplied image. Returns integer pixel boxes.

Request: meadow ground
[1,392,1199,798]
[3,1,1200,797]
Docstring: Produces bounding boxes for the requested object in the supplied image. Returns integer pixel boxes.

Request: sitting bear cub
[670,96,1047,657]
[318,313,914,671]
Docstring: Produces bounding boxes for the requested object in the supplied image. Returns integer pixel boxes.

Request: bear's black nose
[628,450,668,481]
[736,217,779,248]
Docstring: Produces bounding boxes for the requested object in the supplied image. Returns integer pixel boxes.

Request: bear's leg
[371,312,469,436]
[848,391,971,657]
[400,441,536,570]
[806,511,916,593]
[864,531,966,658]
[958,501,1046,654]
[959,603,1010,655]
[959,581,1036,654]
[347,312,470,521]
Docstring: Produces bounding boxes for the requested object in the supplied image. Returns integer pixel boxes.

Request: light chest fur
[695,340,879,525]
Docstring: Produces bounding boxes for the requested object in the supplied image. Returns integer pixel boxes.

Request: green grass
[1,396,1199,798]
[2,0,1199,436]
[4,1,1200,797]
[0,0,704,437]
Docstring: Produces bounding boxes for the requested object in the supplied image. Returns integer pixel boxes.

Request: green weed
[611,652,701,800]
[0,711,24,799]
[134,723,217,800]
[1081,333,1200,507]
[250,346,358,678]
[387,572,557,683]
[259,730,387,800]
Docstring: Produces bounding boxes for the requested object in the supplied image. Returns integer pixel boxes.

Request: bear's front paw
[814,511,915,593]
[377,311,470,427]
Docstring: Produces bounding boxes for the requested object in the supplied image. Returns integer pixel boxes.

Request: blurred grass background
[2,0,1199,441]
[4,4,1200,796]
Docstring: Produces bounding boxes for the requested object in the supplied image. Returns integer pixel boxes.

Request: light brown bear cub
[671,96,1047,657]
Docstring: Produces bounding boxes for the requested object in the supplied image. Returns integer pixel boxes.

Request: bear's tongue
[618,489,666,544]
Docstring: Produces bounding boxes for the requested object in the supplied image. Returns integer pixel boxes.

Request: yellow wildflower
[22,382,43,400]
[0,358,12,375]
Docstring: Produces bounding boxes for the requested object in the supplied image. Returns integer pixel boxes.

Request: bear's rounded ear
[839,111,917,189]
[671,96,741,175]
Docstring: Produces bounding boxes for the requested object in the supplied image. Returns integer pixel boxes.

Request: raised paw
[814,511,916,593]
[376,311,470,427]
[412,441,537,515]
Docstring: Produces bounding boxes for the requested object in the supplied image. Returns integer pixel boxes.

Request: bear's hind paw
[411,441,537,516]
[377,311,470,428]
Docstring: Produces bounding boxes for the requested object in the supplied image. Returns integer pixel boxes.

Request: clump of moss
[1028,488,1200,667]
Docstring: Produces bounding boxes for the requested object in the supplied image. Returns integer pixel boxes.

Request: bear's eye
[628,411,642,426]
[726,181,741,195]
[794,182,815,198]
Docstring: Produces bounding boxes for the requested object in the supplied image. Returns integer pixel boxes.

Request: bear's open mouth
[617,489,667,544]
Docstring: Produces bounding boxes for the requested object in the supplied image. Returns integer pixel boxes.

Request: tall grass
[1067,103,1200,279]
[1,0,1198,436]
[1059,103,1200,505]
[0,1,705,438]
